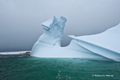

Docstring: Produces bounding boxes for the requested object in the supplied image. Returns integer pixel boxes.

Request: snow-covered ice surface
[0,51,30,58]
[0,51,30,55]
[31,16,120,62]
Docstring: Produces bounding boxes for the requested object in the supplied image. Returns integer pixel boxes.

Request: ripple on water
[0,57,120,80]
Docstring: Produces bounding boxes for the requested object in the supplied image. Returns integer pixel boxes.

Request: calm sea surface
[0,57,120,80]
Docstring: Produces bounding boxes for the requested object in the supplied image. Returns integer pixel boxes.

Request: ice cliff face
[37,16,66,46]
[31,16,120,62]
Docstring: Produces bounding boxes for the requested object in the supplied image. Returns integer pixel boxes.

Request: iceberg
[31,16,120,62]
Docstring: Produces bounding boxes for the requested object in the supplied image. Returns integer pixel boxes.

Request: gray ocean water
[0,57,120,80]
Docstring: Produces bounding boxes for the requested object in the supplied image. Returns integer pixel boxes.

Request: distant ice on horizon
[30,16,120,62]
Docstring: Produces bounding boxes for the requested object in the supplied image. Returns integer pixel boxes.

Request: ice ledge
[68,23,120,54]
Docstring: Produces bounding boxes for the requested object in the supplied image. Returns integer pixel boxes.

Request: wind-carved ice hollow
[31,16,120,62]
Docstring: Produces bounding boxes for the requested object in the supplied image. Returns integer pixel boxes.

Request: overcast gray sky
[0,0,120,52]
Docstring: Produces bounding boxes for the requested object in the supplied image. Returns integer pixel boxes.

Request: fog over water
[0,0,120,52]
